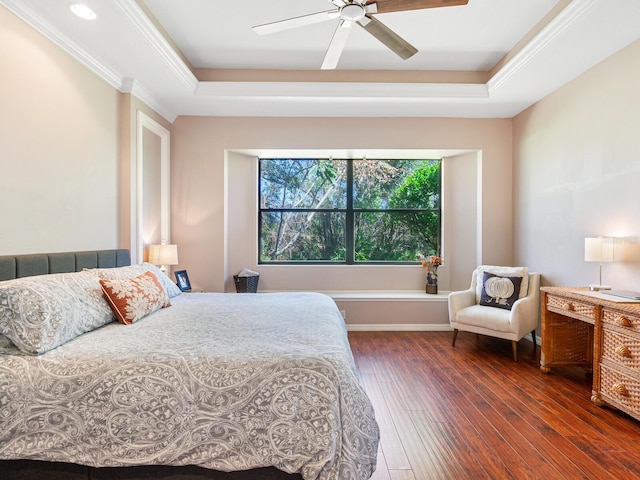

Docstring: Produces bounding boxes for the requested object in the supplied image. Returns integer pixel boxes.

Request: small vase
[426,283,438,294]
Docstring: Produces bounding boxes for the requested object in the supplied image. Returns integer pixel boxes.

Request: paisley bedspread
[0,292,379,480]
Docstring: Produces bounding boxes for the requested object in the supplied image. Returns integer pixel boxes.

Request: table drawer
[546,294,597,323]
[599,363,640,416]
[603,308,640,332]
[602,326,640,372]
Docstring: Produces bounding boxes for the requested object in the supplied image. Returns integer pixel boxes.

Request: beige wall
[0,6,121,254]
[445,151,481,291]
[0,6,171,257]
[513,38,640,291]
[142,128,162,246]
[170,117,513,293]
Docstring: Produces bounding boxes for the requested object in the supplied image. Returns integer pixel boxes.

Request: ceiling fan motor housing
[340,3,366,21]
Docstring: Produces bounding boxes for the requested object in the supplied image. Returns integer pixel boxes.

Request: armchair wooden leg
[452,329,459,347]
[531,330,537,347]
[512,341,518,362]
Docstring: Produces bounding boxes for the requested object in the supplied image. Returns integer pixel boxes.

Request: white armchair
[448,266,540,361]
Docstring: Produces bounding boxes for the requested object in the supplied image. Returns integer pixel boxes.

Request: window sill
[324,291,449,301]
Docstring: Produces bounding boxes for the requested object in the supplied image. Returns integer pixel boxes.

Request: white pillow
[86,262,182,298]
[0,271,115,355]
[475,265,529,304]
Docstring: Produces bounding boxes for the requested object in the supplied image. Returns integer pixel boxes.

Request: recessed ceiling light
[68,3,97,20]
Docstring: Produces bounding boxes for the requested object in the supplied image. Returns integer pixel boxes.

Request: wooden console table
[541,286,640,421]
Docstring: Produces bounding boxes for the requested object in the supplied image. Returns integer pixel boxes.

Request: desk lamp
[584,237,614,291]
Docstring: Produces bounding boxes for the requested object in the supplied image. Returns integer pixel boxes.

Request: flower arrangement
[419,254,442,285]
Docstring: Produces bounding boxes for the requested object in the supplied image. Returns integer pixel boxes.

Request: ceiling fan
[252,0,469,70]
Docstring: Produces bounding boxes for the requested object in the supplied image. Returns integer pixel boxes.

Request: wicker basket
[234,274,259,293]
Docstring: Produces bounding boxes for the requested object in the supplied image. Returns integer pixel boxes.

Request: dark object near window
[234,274,259,293]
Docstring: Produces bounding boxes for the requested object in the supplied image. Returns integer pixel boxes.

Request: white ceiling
[3,0,640,121]
[146,0,557,72]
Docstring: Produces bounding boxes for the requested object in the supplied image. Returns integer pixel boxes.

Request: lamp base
[589,284,611,292]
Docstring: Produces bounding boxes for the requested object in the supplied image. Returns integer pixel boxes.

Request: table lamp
[584,237,614,291]
[148,243,178,274]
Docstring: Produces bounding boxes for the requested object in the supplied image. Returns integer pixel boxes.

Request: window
[259,158,441,264]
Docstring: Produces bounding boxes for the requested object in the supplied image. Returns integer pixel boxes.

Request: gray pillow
[0,271,115,355]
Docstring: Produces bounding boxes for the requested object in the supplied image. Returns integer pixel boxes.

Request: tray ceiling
[3,0,640,121]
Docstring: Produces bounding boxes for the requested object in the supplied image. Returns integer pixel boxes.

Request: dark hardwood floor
[6,331,640,479]
[351,330,640,480]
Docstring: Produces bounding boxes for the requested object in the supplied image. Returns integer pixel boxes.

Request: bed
[0,250,379,480]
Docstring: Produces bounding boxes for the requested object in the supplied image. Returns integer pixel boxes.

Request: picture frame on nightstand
[175,270,191,291]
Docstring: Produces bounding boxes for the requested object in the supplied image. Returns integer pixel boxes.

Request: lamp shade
[148,244,178,266]
[584,237,614,263]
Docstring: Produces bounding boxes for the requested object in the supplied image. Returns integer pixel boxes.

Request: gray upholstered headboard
[0,249,131,281]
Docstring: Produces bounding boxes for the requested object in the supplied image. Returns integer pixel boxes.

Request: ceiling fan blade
[366,0,468,14]
[321,19,353,70]
[253,10,338,35]
[357,15,417,60]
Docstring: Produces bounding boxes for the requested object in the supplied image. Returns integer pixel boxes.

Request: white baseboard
[346,323,452,331]
[346,324,543,345]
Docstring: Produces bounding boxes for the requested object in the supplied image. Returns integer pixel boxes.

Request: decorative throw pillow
[87,262,182,298]
[0,271,115,355]
[475,265,529,303]
[99,271,170,325]
[479,272,523,310]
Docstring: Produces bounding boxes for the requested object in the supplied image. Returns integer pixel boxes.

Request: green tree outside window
[259,158,441,264]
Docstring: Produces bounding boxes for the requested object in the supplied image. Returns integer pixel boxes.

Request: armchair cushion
[455,304,513,333]
[479,272,522,310]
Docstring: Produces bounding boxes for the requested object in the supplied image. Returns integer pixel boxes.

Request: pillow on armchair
[475,265,529,303]
[479,271,523,310]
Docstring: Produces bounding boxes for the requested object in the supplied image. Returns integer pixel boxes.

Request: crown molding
[487,0,599,94]
[113,0,197,92]
[130,80,178,123]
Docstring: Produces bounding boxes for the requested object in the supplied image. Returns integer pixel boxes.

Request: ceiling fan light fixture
[340,3,365,22]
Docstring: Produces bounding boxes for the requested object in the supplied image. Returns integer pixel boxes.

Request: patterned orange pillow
[99,271,170,325]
